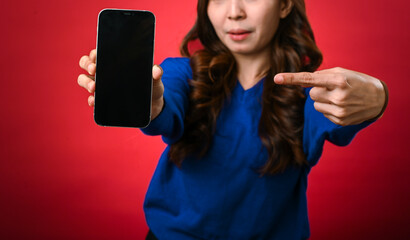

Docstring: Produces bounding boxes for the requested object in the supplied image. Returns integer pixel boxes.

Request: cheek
[208,16,225,40]
[258,15,280,41]
[208,12,217,31]
[207,7,222,32]
[209,18,221,32]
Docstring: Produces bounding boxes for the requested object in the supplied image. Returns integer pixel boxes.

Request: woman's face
[207,0,290,57]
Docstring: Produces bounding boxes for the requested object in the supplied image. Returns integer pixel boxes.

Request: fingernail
[87,64,93,74]
[154,65,163,75]
[275,75,284,84]
[88,82,93,91]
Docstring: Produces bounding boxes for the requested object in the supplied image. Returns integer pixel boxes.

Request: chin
[226,45,252,54]
[231,49,257,56]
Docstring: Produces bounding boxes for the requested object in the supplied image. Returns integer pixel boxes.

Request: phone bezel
[94,9,156,128]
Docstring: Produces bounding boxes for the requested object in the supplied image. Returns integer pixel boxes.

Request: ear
[279,0,294,19]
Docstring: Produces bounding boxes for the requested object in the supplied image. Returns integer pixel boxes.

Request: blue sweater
[142,58,371,240]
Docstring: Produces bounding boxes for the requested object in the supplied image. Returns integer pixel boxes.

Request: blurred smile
[227,29,252,41]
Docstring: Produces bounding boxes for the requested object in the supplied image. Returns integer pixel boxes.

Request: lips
[227,29,252,41]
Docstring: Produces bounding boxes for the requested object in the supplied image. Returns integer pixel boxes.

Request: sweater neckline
[235,77,265,99]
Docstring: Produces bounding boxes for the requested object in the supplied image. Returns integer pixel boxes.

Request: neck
[233,51,271,90]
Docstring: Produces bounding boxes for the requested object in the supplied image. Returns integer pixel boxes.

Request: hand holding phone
[77,10,165,127]
[78,52,164,119]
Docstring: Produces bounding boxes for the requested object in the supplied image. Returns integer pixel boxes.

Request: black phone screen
[94,9,155,128]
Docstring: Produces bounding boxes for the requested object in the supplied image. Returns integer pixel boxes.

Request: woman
[78,0,388,239]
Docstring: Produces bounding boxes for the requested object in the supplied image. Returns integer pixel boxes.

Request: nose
[228,0,246,21]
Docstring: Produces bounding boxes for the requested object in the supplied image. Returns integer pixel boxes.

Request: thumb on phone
[151,65,164,120]
[153,64,163,81]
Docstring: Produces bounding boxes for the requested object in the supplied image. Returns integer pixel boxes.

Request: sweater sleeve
[302,88,373,166]
[141,57,192,144]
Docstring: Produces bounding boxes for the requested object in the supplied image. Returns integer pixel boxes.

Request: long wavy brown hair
[168,0,322,175]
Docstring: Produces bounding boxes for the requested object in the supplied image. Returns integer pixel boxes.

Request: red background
[1,0,409,239]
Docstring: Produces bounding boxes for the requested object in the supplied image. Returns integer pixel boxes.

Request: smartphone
[94,9,155,128]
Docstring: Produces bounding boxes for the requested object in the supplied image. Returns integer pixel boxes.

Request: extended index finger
[274,72,333,88]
